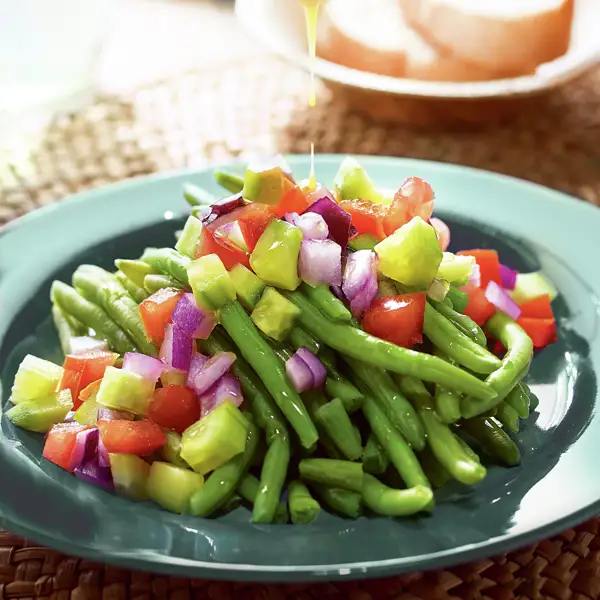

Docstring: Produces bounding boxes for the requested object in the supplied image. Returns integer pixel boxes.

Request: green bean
[361,474,433,517]
[115,271,149,304]
[51,281,136,354]
[434,384,462,425]
[344,357,425,451]
[423,303,500,374]
[505,382,530,418]
[447,286,469,313]
[359,390,430,490]
[220,301,318,449]
[314,398,363,461]
[188,417,258,517]
[460,417,521,466]
[289,326,321,355]
[215,493,243,516]
[429,299,487,347]
[284,290,497,401]
[72,265,156,356]
[183,182,216,206]
[527,385,540,411]
[301,283,351,322]
[394,375,432,405]
[288,481,320,524]
[495,402,520,433]
[51,304,87,355]
[143,274,184,294]
[299,458,363,492]
[253,436,291,523]
[236,474,289,524]
[363,433,389,475]
[214,169,244,194]
[114,259,157,288]
[461,313,533,418]
[140,247,191,286]
[160,431,189,469]
[455,434,482,464]
[313,485,362,518]
[418,447,451,489]
[442,297,453,308]
[324,376,364,413]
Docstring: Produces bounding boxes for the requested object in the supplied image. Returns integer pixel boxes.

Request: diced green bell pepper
[333,157,383,203]
[437,252,476,286]
[109,453,151,501]
[348,233,379,251]
[175,215,204,258]
[510,271,558,304]
[160,430,190,469]
[74,396,99,426]
[6,389,73,433]
[242,164,294,205]
[250,219,302,291]
[10,354,64,405]
[251,287,301,341]
[229,263,266,310]
[96,366,154,416]
[186,254,236,312]
[180,400,248,475]
[146,461,204,513]
[375,216,442,290]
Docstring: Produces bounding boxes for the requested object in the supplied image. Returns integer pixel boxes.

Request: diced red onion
[187,352,210,390]
[428,278,450,302]
[69,337,108,356]
[122,352,164,383]
[342,250,379,317]
[97,407,134,421]
[395,177,435,222]
[331,284,345,300]
[68,427,99,472]
[97,437,110,468]
[160,324,193,371]
[285,353,314,393]
[299,239,342,287]
[74,459,113,491]
[285,212,329,240]
[296,347,327,388]
[187,351,236,396]
[430,217,450,252]
[201,193,245,227]
[172,293,217,340]
[485,281,521,320]
[499,264,518,290]
[200,374,243,418]
[468,263,481,289]
[214,221,249,252]
[306,197,352,250]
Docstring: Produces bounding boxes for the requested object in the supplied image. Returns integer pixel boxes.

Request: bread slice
[399,0,574,75]
[317,0,507,82]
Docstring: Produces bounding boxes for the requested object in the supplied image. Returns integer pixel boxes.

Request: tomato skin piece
[463,286,496,326]
[274,186,311,218]
[195,227,251,270]
[517,317,557,349]
[139,288,184,347]
[339,200,387,240]
[148,386,200,433]
[97,420,167,456]
[384,177,435,237]
[362,293,426,348]
[43,422,89,472]
[237,204,276,251]
[518,295,554,319]
[457,249,502,289]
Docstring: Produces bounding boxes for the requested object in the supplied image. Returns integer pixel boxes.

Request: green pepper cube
[96,366,154,416]
[348,233,379,252]
[250,219,302,291]
[175,215,204,259]
[333,157,383,203]
[186,254,236,311]
[375,216,442,290]
[10,354,64,405]
[160,430,190,469]
[510,271,558,304]
[437,252,476,286]
[229,263,266,310]
[180,400,248,475]
[73,396,99,426]
[242,164,294,205]
[251,287,301,341]
[146,461,204,513]
[6,389,73,433]
[109,453,151,501]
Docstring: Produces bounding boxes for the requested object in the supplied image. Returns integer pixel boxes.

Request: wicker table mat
[2,57,600,599]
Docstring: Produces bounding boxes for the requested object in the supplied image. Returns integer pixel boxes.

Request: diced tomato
[274,186,311,218]
[339,200,387,240]
[237,204,276,251]
[97,420,167,456]
[43,422,88,471]
[79,379,101,404]
[457,249,502,289]
[139,288,184,347]
[518,295,554,319]
[362,293,426,348]
[59,350,118,409]
[195,227,250,270]
[148,385,200,433]
[517,317,557,349]
[463,286,496,326]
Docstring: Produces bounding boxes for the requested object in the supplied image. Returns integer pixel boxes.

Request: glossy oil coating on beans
[429,299,487,347]
[299,458,364,493]
[253,436,291,523]
[460,417,521,466]
[314,397,363,461]
[236,474,289,524]
[361,474,433,517]
[505,382,531,418]
[284,290,497,401]
[300,283,352,322]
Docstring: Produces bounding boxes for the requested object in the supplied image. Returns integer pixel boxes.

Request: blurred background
[1,0,599,224]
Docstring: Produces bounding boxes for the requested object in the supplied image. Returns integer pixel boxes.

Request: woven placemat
[2,56,600,599]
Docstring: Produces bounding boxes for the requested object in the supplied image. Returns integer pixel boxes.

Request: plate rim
[1,154,600,582]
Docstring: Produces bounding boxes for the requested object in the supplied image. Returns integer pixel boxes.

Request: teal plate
[1,156,599,582]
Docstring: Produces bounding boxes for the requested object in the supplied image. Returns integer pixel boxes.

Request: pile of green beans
[46,176,540,524]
